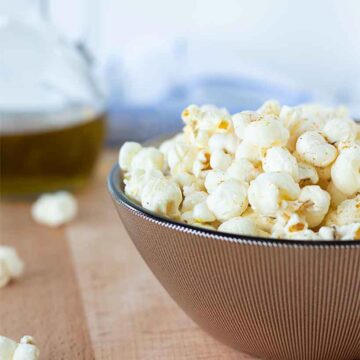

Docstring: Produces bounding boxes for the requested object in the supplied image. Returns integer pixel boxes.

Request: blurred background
[0,0,360,195]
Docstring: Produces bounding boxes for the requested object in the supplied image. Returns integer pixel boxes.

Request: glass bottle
[0,0,106,197]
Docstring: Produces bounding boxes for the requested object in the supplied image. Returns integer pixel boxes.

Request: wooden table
[0,151,258,359]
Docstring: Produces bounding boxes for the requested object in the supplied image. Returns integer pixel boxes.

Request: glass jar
[0,0,106,197]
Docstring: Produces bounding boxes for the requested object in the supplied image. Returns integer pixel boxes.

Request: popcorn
[298,162,319,185]
[325,195,360,226]
[218,217,260,236]
[208,133,238,154]
[209,149,232,171]
[331,146,360,196]
[225,159,259,183]
[232,111,260,140]
[321,118,357,144]
[207,180,248,221]
[193,201,216,223]
[31,191,78,227]
[118,142,142,171]
[296,131,337,167]
[248,172,300,216]
[262,147,299,181]
[141,176,182,218]
[297,185,331,227]
[131,147,164,172]
[0,246,24,288]
[243,117,289,148]
[204,170,225,194]
[0,335,39,360]
[119,101,360,241]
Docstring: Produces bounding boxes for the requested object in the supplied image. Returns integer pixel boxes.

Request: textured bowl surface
[108,164,360,360]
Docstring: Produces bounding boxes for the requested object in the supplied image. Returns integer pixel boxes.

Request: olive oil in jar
[0,107,106,197]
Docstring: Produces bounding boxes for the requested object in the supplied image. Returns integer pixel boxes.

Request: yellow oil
[0,111,106,197]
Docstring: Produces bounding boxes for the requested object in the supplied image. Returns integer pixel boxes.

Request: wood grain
[0,151,258,360]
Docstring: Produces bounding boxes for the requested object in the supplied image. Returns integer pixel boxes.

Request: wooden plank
[0,151,258,359]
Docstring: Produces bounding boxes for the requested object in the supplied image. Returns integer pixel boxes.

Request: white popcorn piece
[243,117,289,148]
[336,223,360,240]
[218,217,260,236]
[181,191,208,212]
[325,195,360,226]
[321,118,357,144]
[192,149,211,177]
[172,171,197,188]
[318,226,336,240]
[31,191,78,227]
[316,164,332,188]
[242,208,275,233]
[0,246,24,288]
[296,131,337,167]
[0,336,39,360]
[248,172,300,216]
[285,229,320,240]
[326,182,349,208]
[124,169,164,203]
[225,159,259,183]
[130,147,164,172]
[210,149,233,171]
[181,104,202,126]
[192,201,216,223]
[232,111,260,140]
[208,133,238,154]
[262,147,299,181]
[204,170,225,194]
[298,162,319,185]
[297,185,331,227]
[167,142,197,174]
[235,141,262,165]
[257,100,281,117]
[118,142,142,171]
[141,177,182,218]
[331,146,360,196]
[207,180,248,221]
[198,106,232,133]
[272,213,308,238]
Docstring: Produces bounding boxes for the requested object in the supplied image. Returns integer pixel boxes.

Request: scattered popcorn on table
[0,335,40,360]
[119,101,360,240]
[31,191,78,227]
[0,246,24,288]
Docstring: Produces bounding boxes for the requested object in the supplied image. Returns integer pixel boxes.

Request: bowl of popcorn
[108,101,360,360]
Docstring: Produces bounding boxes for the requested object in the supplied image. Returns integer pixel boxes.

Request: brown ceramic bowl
[108,164,360,360]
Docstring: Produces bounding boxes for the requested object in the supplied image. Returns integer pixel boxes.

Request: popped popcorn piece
[326,182,350,208]
[193,201,216,223]
[207,180,248,221]
[118,142,142,171]
[204,170,225,194]
[167,142,197,174]
[318,226,336,240]
[321,118,357,144]
[272,213,308,238]
[141,177,182,218]
[243,117,289,148]
[31,191,77,227]
[262,147,299,181]
[232,111,260,140]
[296,131,337,167]
[0,336,39,360]
[181,191,208,212]
[208,133,238,154]
[218,217,260,236]
[130,147,164,172]
[257,100,281,117]
[0,246,24,288]
[235,141,262,165]
[210,149,232,171]
[331,146,360,196]
[192,149,211,177]
[248,172,300,216]
[325,195,360,226]
[298,162,319,185]
[297,185,331,227]
[336,223,360,240]
[225,159,259,183]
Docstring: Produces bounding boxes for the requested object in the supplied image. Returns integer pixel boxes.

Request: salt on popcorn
[119,101,360,241]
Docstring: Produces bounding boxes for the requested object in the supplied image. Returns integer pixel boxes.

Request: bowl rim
[108,164,360,248]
